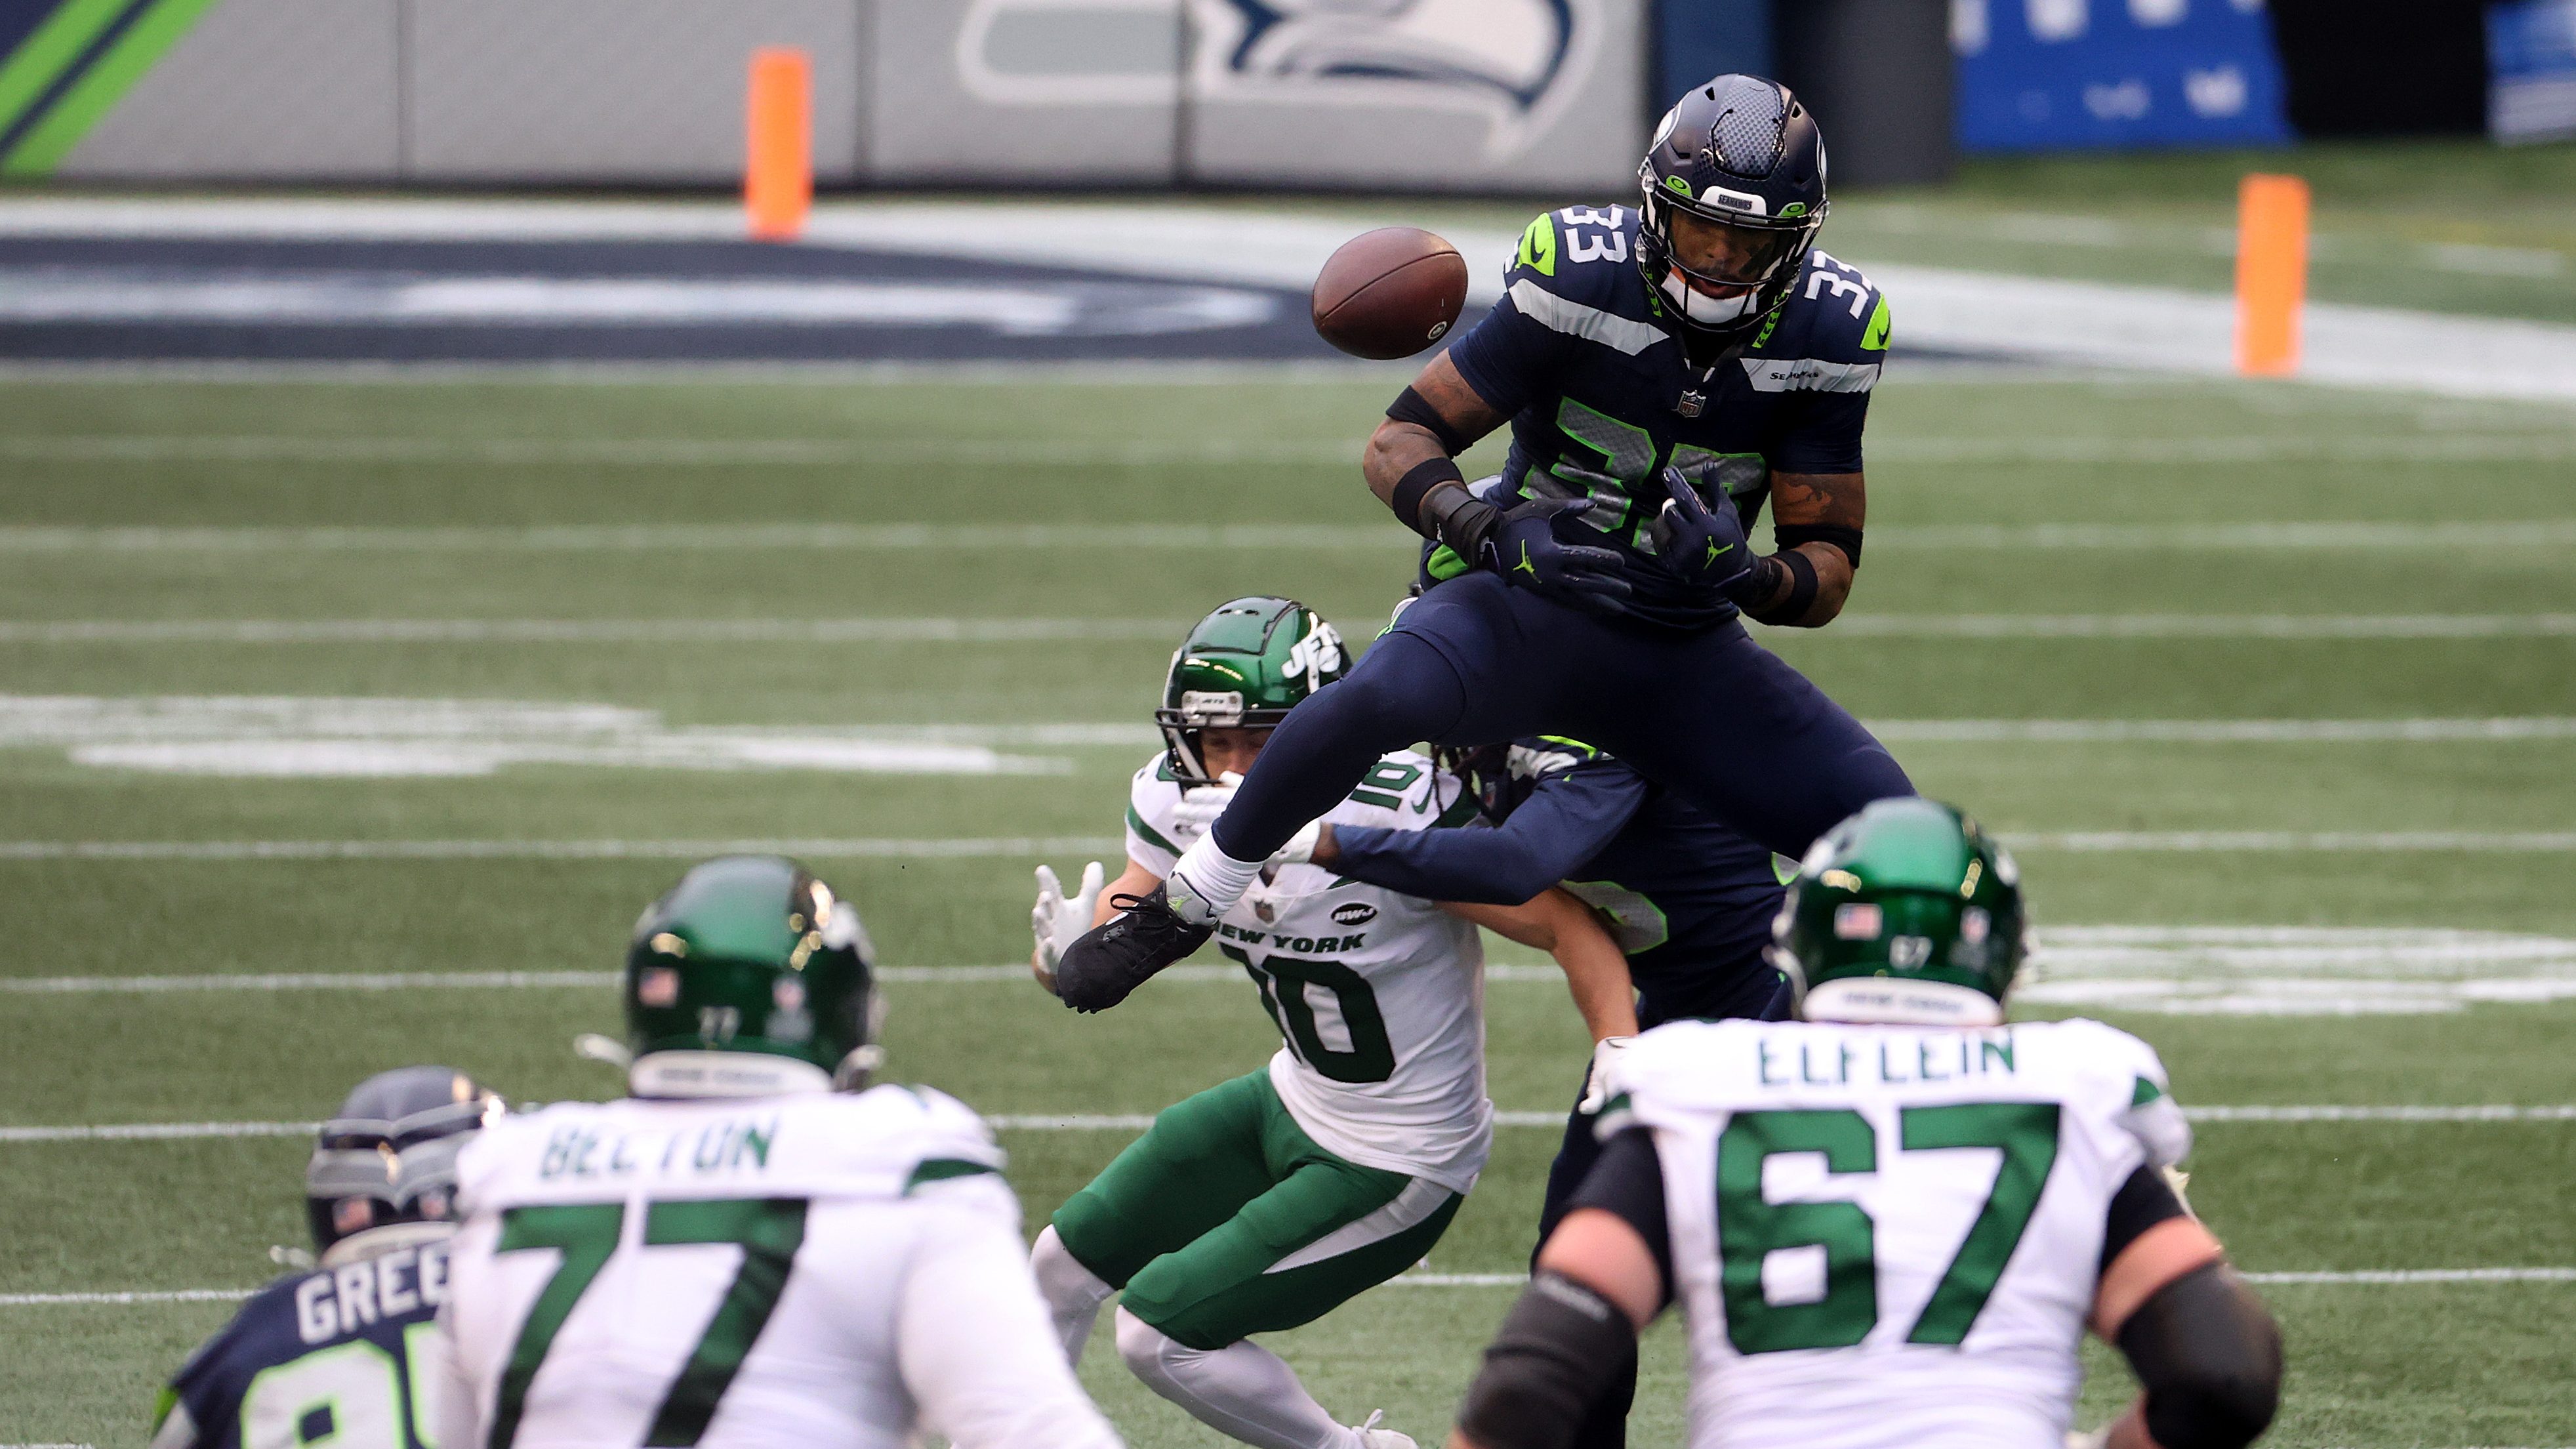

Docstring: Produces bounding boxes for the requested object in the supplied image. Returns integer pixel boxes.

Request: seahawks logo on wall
[1195,0,1595,159]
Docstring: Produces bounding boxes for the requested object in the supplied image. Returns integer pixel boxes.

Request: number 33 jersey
[1604,1016,2193,1449]
[434,1086,1120,1449]
[1126,749,1492,1194]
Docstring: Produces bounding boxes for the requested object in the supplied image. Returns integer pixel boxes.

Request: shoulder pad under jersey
[1742,249,1889,396]
[1499,206,1671,358]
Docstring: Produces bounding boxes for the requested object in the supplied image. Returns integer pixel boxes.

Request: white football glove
[1578,1034,1637,1114]
[1171,772,1321,863]
[1031,861,1105,988]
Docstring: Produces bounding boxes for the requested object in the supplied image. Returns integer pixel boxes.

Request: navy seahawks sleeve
[1443,213,1587,417]
[1329,753,1648,904]
[1757,251,1890,476]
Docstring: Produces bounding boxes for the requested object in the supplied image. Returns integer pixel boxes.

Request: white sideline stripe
[5,521,2576,555]
[5,618,2574,646]
[10,1106,2569,1143]
[0,836,1124,861]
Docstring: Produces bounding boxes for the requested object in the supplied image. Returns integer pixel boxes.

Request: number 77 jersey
[1601,1016,2194,1449]
[435,1084,1110,1449]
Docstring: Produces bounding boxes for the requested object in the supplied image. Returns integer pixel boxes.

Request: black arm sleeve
[1563,1127,1675,1310]
[1454,1273,1638,1449]
[2100,1164,2191,1272]
[2115,1261,2284,1449]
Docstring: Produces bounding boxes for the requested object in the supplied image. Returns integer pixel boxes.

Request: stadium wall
[4,0,1650,190]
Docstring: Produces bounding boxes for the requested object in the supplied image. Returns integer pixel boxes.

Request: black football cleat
[1053,883,1213,1013]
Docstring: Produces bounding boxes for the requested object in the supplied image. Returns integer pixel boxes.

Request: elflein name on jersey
[1604,1015,2190,1449]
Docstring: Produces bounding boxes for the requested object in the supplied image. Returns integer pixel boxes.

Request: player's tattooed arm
[1364,352,1507,510]
[1745,470,1865,626]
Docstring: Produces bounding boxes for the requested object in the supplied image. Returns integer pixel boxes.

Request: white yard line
[15,1271,2570,1305]
[0,832,2568,862]
[0,837,1124,861]
[7,1105,2569,1143]
[3,617,2572,645]
[4,435,2572,468]
[1828,615,2576,639]
[1870,718,2576,743]
[2018,832,2576,851]
[2,521,2573,553]
[0,619,1191,644]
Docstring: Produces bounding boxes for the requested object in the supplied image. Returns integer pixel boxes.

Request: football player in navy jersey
[1055,75,1913,1017]
[150,1067,499,1449]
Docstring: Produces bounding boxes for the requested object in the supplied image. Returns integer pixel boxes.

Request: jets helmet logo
[1281,619,1345,694]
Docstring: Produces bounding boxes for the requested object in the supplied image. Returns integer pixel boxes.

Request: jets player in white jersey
[1448,798,2283,1449]
[1028,597,1637,1449]
[432,855,1120,1449]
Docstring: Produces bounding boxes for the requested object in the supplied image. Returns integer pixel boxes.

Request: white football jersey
[1128,749,1493,1192]
[436,1084,1118,1449]
[1607,1017,2192,1449]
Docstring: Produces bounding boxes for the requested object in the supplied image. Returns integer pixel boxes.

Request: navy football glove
[1485,496,1633,608]
[1648,467,1757,594]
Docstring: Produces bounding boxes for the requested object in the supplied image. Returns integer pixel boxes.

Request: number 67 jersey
[1601,1016,2194,1449]
[434,1085,1121,1449]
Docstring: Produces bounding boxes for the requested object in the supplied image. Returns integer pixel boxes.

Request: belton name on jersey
[434,855,1118,1449]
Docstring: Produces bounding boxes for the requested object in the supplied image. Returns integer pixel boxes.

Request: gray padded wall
[867,0,1181,184]
[1179,0,1647,192]
[59,0,401,180]
[405,0,863,182]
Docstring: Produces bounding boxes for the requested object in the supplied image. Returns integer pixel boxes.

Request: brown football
[1311,227,1470,360]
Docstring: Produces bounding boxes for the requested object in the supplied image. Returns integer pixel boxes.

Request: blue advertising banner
[2490,0,2576,142]
[1954,0,2291,152]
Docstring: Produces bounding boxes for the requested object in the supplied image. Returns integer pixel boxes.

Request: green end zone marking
[4,0,220,176]
[0,0,132,136]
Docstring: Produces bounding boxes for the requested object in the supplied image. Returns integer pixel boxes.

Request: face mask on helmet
[1646,199,1810,334]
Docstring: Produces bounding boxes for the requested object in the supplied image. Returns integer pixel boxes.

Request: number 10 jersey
[1126,749,1493,1194]
[1603,1016,2192,1449]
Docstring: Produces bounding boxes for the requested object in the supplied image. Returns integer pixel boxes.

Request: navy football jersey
[152,1242,447,1449]
[1331,737,1791,1026]
[1443,204,1889,628]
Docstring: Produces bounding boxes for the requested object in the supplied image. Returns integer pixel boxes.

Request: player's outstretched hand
[1648,467,1756,594]
[1486,496,1633,607]
[1031,861,1104,994]
[1174,772,1322,863]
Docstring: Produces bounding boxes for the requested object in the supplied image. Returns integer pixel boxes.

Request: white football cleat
[1354,1410,1417,1449]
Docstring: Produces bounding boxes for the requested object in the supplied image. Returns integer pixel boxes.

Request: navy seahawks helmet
[304,1065,501,1262]
[1637,74,1830,357]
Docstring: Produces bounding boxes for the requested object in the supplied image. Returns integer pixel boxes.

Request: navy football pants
[1533,969,1791,1449]
[1210,570,1915,866]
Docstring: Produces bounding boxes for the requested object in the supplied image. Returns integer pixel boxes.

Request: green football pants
[1052,1070,1464,1351]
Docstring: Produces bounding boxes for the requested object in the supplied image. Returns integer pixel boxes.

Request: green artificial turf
[1,368,2571,1446]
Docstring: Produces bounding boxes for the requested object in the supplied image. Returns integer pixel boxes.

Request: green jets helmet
[1772,798,2028,1027]
[1155,596,1346,785]
[624,855,884,1099]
